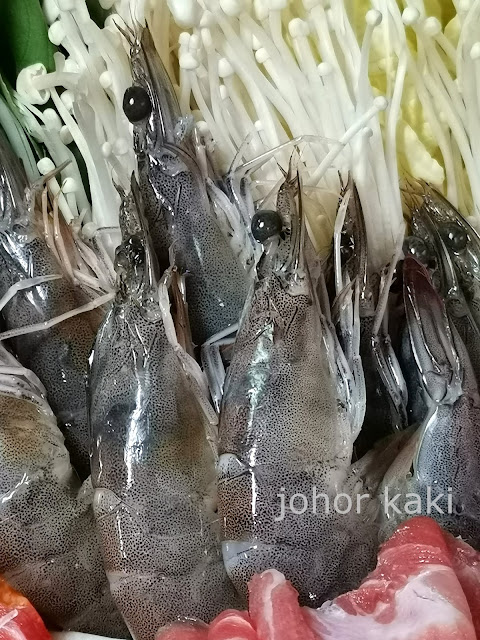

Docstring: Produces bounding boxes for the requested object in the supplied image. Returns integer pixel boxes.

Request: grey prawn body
[89,183,238,640]
[218,178,379,606]
[0,129,97,479]
[124,28,252,346]
[0,344,127,637]
[381,255,480,546]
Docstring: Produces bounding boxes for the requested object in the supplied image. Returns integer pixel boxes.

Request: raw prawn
[406,185,480,385]
[332,178,407,458]
[381,255,480,546]
[217,175,380,606]
[122,27,252,345]
[0,343,128,637]
[88,180,239,640]
[0,129,102,479]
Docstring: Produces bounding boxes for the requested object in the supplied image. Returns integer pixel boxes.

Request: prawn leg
[201,324,239,413]
[370,244,408,431]
[332,175,405,456]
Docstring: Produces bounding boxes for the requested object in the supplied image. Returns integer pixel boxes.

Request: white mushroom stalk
[137,0,480,257]
[15,0,135,259]
[399,0,480,227]
[140,0,408,267]
[11,0,480,267]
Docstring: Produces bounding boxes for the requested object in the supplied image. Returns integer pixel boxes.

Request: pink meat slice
[208,610,258,639]
[155,620,209,640]
[305,516,475,640]
[444,532,480,637]
[248,569,318,640]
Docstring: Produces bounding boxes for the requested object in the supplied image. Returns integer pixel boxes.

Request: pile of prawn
[0,23,480,640]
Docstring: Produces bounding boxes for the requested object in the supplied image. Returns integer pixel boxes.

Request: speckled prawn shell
[218,273,378,606]
[382,256,480,546]
[129,28,251,345]
[0,236,97,480]
[89,298,239,640]
[139,149,251,345]
[0,391,128,637]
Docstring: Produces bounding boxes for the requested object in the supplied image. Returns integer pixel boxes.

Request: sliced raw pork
[305,516,475,640]
[248,570,317,640]
[0,577,51,639]
[156,517,480,640]
[444,532,480,637]
[154,611,257,640]
[208,610,258,639]
[155,621,208,640]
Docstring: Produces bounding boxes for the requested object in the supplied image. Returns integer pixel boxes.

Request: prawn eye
[441,222,468,252]
[251,210,282,243]
[403,236,429,263]
[123,86,152,123]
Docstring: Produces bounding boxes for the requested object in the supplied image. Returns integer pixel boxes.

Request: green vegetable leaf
[0,0,55,86]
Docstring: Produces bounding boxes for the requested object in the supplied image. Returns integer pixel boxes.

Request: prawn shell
[0,238,97,480]
[218,250,376,605]
[89,297,239,640]
[128,28,251,344]
[0,126,98,479]
[0,388,127,636]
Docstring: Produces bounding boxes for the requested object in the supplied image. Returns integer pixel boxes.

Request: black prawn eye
[123,86,152,123]
[403,236,429,263]
[251,209,283,243]
[441,222,468,252]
